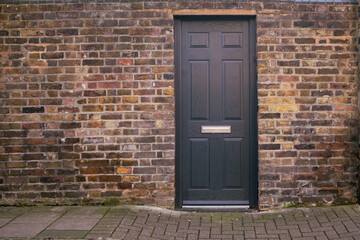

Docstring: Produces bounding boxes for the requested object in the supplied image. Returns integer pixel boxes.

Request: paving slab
[48,217,100,231]
[64,206,108,218]
[0,207,29,218]
[0,207,66,238]
[0,223,47,238]
[37,229,88,238]
[0,218,13,228]
[45,206,107,232]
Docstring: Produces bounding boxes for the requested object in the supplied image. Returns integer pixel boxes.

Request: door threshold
[182,205,252,212]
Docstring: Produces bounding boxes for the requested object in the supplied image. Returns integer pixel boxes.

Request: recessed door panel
[223,60,243,120]
[190,138,210,188]
[190,61,209,120]
[224,138,244,188]
[189,33,210,48]
[222,32,243,48]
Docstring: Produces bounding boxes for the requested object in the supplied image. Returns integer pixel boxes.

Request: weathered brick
[295,68,316,74]
[41,52,64,59]
[22,13,44,20]
[82,105,104,112]
[277,60,300,66]
[295,38,316,44]
[293,174,316,180]
[83,59,104,66]
[318,68,339,74]
[42,131,64,138]
[5,38,27,44]
[57,29,78,36]
[259,144,281,150]
[99,175,122,182]
[22,107,44,113]
[133,167,156,174]
[60,122,81,129]
[294,21,315,27]
[40,177,62,183]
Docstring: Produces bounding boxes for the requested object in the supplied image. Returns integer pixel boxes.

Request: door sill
[182,205,251,212]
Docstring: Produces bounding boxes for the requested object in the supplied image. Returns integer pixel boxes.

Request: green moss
[102,198,121,206]
[282,202,307,208]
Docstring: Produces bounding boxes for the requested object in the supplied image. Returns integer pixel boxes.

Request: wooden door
[175,17,257,207]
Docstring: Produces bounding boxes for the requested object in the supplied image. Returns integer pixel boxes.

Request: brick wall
[358,0,360,203]
[0,1,358,208]
[257,2,359,208]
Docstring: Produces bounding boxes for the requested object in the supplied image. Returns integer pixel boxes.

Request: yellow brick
[46,107,57,113]
[277,90,299,97]
[28,99,39,105]
[11,91,22,98]
[317,127,328,134]
[116,167,132,174]
[258,152,269,158]
[276,121,290,127]
[258,106,269,112]
[88,98,98,104]
[41,114,63,121]
[330,98,351,104]
[283,113,294,119]
[89,191,101,197]
[264,98,281,104]
[281,174,292,181]
[317,113,328,119]
[282,83,295,89]
[281,159,293,165]
[123,175,140,182]
[117,105,132,111]
[282,98,294,104]
[22,29,43,37]
[282,143,293,150]
[268,106,276,112]
[123,97,138,103]
[329,127,349,134]
[276,105,297,112]
[5,162,26,168]
[163,89,174,96]
[318,98,329,104]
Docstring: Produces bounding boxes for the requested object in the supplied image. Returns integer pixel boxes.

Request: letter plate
[201,126,231,134]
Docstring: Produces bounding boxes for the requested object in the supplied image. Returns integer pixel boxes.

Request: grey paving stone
[64,206,108,218]
[37,229,88,238]
[0,218,13,228]
[48,217,100,230]
[0,223,47,238]
[30,206,66,213]
[11,214,62,224]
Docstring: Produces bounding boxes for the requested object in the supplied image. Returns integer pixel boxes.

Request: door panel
[223,60,243,120]
[190,138,210,188]
[189,32,209,48]
[190,61,209,120]
[222,32,243,48]
[224,138,244,188]
[176,18,256,206]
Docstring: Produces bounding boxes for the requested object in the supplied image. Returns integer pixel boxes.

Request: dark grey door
[175,17,257,206]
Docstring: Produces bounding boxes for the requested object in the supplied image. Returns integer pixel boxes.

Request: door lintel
[172,9,256,16]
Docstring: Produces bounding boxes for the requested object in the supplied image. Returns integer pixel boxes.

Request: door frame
[174,15,258,209]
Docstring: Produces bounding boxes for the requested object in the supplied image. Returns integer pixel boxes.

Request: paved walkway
[0,205,359,239]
